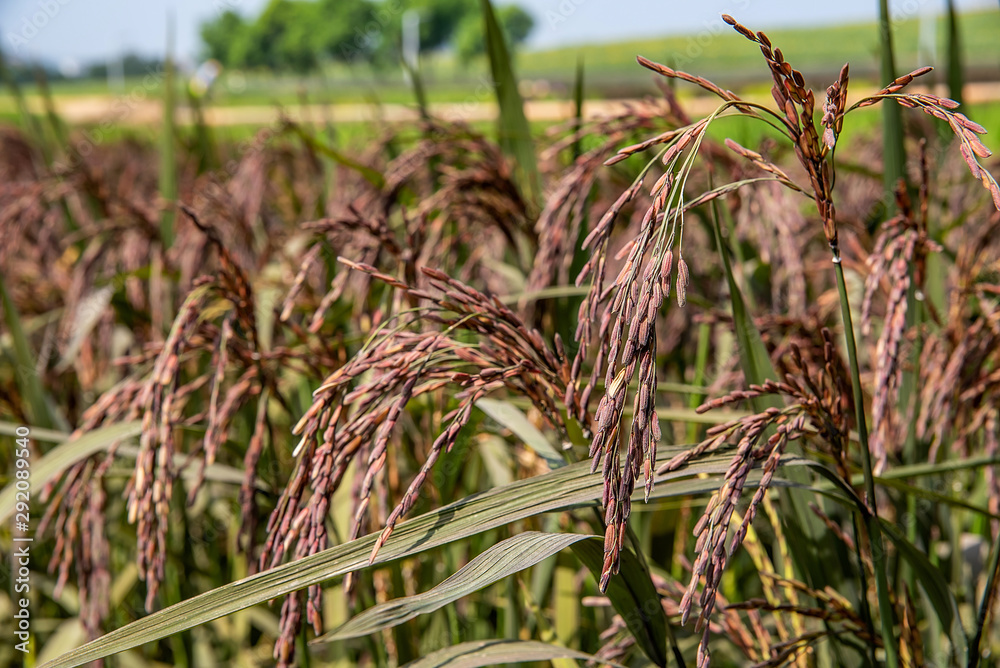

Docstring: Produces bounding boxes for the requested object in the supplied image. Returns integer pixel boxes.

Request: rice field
[1,4,1000,668]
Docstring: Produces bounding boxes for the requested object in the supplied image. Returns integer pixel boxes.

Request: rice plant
[1,11,999,668]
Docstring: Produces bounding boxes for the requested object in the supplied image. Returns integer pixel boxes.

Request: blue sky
[0,0,995,70]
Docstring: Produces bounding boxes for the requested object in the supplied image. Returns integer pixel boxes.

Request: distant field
[3,7,999,145]
[2,9,996,110]
[521,8,1000,83]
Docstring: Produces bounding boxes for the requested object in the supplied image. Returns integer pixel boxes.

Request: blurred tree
[84,54,166,79]
[200,10,248,65]
[408,0,471,51]
[454,4,534,61]
[238,0,320,72]
[198,0,534,72]
[200,0,378,70]
[315,0,382,63]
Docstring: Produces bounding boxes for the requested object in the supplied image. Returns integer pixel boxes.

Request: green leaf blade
[476,397,565,469]
[480,0,540,208]
[0,421,142,524]
[571,539,669,667]
[401,639,623,668]
[38,444,740,668]
[0,270,67,431]
[881,519,968,662]
[315,532,593,643]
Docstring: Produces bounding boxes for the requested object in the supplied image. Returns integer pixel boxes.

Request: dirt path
[40,81,1000,128]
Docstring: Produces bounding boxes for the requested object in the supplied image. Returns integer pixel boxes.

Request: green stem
[969,522,1000,668]
[877,0,906,210]
[833,256,899,668]
[945,0,964,108]
[851,513,879,668]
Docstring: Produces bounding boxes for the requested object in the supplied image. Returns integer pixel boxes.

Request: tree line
[200,0,534,73]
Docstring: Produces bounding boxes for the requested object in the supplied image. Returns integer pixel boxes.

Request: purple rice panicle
[263,258,579,655]
[724,573,872,666]
[852,74,1000,211]
[656,326,851,663]
[591,568,763,666]
[860,176,939,473]
[33,203,305,662]
[576,164,690,589]
[578,26,868,598]
[719,14,843,255]
[530,99,684,299]
[575,98,741,587]
[913,222,1000,527]
[286,121,532,332]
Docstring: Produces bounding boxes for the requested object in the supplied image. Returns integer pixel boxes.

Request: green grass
[522,8,1000,82]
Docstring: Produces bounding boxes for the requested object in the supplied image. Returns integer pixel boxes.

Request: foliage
[455,4,534,62]
[200,10,247,65]
[200,0,379,71]
[2,8,1000,668]
[405,0,472,52]
[199,0,535,72]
